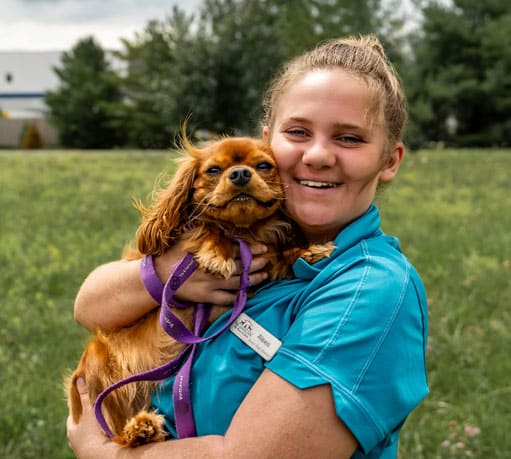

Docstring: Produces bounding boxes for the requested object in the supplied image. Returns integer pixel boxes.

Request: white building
[0,51,62,146]
[0,51,61,117]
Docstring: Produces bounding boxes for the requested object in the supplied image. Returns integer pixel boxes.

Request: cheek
[272,144,296,177]
[343,153,384,182]
[192,175,217,199]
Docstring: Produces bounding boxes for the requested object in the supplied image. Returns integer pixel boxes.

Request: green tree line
[45,0,511,149]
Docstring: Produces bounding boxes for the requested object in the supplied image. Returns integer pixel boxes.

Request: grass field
[0,149,509,458]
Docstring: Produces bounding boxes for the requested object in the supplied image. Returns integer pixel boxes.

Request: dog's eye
[256,162,273,171]
[206,166,222,175]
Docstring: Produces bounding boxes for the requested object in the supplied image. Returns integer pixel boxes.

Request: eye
[336,135,364,145]
[256,162,273,171]
[206,166,222,175]
[285,128,308,137]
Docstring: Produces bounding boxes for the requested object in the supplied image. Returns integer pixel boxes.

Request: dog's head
[136,136,284,256]
[191,137,283,227]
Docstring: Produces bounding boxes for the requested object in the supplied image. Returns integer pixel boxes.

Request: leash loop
[93,239,252,439]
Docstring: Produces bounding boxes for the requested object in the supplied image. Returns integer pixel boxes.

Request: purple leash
[94,239,252,439]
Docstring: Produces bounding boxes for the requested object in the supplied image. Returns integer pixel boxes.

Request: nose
[229,167,252,186]
[303,139,336,169]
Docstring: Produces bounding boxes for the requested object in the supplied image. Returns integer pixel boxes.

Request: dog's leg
[185,229,238,279]
[298,241,336,264]
[113,411,168,447]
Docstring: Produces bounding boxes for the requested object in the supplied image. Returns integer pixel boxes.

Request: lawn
[0,149,509,458]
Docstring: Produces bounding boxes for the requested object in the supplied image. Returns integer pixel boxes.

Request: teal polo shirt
[152,204,429,458]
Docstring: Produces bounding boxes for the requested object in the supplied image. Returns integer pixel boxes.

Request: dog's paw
[114,411,167,448]
[197,254,237,279]
[301,241,335,264]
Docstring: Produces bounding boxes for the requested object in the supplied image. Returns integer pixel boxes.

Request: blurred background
[1,0,510,150]
[1,1,510,458]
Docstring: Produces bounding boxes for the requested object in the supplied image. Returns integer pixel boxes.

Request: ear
[262,126,270,141]
[136,154,199,255]
[379,142,404,183]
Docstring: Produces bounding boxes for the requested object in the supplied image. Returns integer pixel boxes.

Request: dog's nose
[229,167,252,186]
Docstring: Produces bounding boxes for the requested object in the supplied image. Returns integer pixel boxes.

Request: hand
[66,377,117,458]
[156,243,269,305]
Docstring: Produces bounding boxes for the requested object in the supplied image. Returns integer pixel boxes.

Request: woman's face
[264,68,403,242]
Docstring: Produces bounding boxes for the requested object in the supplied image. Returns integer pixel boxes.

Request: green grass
[1,149,509,458]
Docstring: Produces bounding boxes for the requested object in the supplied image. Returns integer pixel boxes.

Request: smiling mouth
[299,180,339,189]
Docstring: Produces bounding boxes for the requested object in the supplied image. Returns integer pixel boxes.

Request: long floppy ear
[136,151,200,256]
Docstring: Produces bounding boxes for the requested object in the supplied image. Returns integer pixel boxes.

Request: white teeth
[234,194,252,201]
[299,180,338,188]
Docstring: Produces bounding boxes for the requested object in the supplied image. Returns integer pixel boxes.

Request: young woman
[67,35,428,458]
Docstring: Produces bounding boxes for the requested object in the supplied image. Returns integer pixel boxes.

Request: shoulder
[286,233,429,384]
[305,234,424,314]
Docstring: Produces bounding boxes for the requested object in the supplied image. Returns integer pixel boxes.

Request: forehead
[274,68,382,128]
[202,139,275,167]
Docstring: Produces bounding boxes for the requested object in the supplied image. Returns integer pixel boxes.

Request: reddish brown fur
[67,136,334,447]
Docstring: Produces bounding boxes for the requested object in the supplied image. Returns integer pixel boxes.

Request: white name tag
[230,313,282,361]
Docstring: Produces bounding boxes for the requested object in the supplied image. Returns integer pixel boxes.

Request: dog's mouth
[212,193,278,209]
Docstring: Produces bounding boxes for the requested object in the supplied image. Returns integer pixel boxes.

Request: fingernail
[76,377,86,388]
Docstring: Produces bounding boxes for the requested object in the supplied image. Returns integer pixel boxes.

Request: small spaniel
[67,136,333,446]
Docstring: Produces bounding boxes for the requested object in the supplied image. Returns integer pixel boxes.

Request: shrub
[20,122,44,149]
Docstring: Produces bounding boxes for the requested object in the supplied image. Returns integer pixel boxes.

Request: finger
[250,244,268,256]
[248,255,268,273]
[76,377,92,412]
[249,271,269,286]
[230,255,268,276]
[207,290,238,305]
[66,415,73,434]
[218,268,268,291]
[232,243,268,259]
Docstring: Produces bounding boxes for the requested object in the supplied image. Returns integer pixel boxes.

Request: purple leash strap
[163,239,252,438]
[93,345,191,438]
[159,241,251,344]
[171,303,208,438]
[93,239,252,439]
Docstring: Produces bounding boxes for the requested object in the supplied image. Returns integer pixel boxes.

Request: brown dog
[67,136,334,447]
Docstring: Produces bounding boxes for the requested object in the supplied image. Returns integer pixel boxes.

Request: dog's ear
[136,152,200,256]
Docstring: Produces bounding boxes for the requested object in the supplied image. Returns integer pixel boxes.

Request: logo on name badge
[230,313,282,361]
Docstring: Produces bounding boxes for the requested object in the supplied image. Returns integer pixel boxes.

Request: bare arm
[73,257,156,331]
[74,242,269,331]
[67,369,357,458]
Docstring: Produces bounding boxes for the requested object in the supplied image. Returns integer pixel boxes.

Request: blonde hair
[262,35,407,153]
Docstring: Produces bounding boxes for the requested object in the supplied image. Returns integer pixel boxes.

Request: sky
[0,0,203,52]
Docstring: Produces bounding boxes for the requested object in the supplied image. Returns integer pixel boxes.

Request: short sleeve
[265,240,429,454]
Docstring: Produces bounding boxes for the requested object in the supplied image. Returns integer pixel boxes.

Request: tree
[112,7,217,148]
[197,0,285,134]
[197,0,406,134]
[53,1,409,148]
[407,0,511,147]
[46,37,124,148]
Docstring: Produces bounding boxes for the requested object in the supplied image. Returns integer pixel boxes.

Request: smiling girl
[68,35,428,458]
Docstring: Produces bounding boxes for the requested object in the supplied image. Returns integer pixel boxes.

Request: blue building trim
[0,93,45,99]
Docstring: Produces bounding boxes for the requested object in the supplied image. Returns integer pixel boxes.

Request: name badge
[230,313,282,361]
